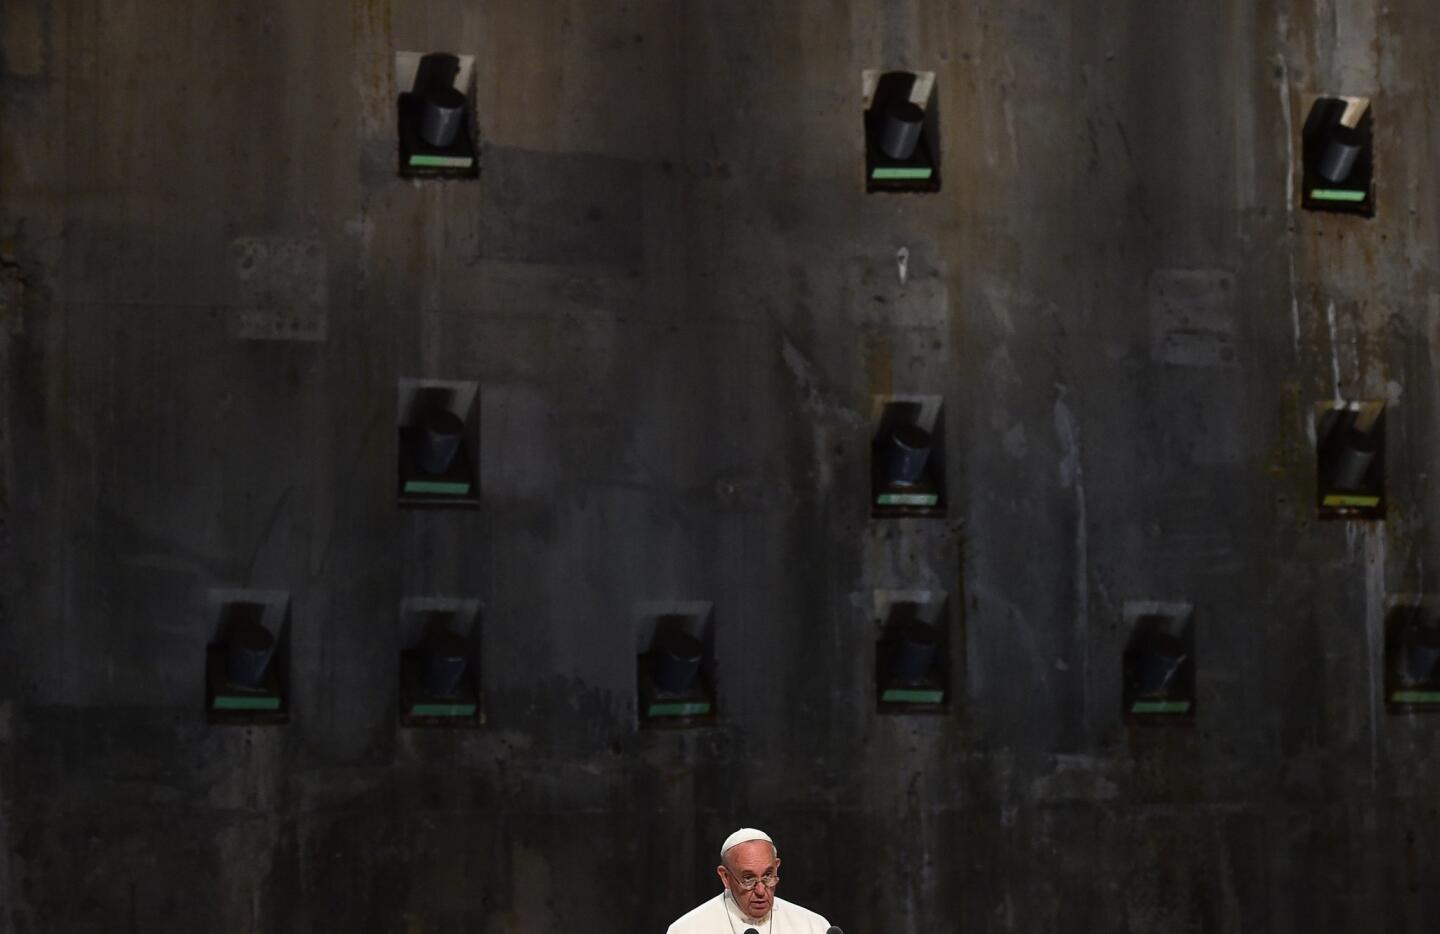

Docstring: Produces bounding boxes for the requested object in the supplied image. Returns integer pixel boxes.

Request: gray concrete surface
[2,0,1439,931]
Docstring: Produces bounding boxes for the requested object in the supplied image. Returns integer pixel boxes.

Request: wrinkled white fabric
[667,893,830,934]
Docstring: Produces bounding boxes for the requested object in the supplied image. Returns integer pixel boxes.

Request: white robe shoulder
[667,894,831,934]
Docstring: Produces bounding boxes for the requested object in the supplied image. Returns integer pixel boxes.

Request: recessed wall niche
[399,597,483,727]
[397,378,479,508]
[1122,601,1195,723]
[874,590,950,713]
[870,394,946,518]
[395,51,479,179]
[1384,598,1440,713]
[635,601,717,728]
[1301,95,1374,216]
[863,70,940,193]
[1315,399,1385,520]
[205,589,291,725]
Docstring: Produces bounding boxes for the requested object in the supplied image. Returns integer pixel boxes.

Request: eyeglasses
[730,872,779,892]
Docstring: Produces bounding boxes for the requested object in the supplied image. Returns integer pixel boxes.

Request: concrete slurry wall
[2,1,1439,931]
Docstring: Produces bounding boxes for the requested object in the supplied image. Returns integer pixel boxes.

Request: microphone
[744,929,759,934]
[826,928,844,934]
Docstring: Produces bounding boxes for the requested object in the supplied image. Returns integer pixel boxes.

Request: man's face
[716,840,781,920]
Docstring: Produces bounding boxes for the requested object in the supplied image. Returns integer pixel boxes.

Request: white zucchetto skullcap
[720,827,774,858]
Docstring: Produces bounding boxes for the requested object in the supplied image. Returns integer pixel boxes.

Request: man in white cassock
[666,828,832,934]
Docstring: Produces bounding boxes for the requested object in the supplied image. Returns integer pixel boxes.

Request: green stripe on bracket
[410,155,474,168]
[1131,700,1191,715]
[877,492,939,506]
[648,701,711,717]
[404,480,472,495]
[872,167,933,180]
[1322,493,1379,507]
[882,688,945,704]
[411,702,478,717]
[1391,691,1440,704]
[213,695,281,711]
[1310,188,1366,203]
